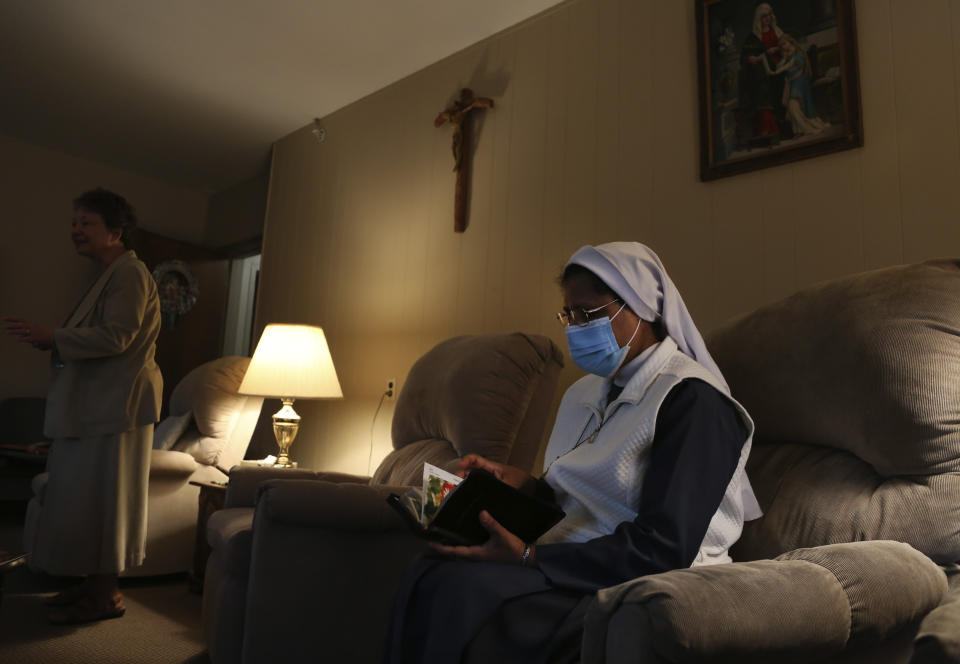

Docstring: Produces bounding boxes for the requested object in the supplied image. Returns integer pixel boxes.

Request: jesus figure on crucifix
[435,88,494,232]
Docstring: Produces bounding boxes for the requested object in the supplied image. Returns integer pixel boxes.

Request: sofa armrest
[912,563,960,663]
[241,479,426,664]
[223,465,318,507]
[582,541,947,664]
[149,449,199,478]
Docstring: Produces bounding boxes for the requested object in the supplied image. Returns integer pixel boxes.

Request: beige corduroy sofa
[580,259,960,663]
[201,332,564,664]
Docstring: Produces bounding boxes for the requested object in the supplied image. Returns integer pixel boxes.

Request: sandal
[47,596,126,625]
[43,584,88,607]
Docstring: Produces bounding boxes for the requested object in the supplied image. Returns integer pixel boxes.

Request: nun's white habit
[385,242,759,664]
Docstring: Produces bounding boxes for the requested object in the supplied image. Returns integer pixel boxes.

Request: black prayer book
[387,468,565,546]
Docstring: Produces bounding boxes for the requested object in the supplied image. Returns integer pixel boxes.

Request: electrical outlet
[385,378,397,400]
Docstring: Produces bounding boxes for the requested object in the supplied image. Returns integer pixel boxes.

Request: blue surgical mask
[564,305,640,378]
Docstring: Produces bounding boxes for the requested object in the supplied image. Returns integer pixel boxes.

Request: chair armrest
[912,563,960,663]
[222,466,372,508]
[582,541,947,664]
[253,479,405,529]
[223,465,319,507]
[241,479,426,663]
[149,449,199,478]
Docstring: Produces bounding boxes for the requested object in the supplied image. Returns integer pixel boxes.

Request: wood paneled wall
[255,0,960,474]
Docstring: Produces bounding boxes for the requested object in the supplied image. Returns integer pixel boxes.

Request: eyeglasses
[556,299,622,327]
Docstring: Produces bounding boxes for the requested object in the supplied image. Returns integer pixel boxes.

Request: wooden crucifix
[435,88,494,232]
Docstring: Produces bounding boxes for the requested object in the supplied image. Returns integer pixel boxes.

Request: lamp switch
[386,378,396,400]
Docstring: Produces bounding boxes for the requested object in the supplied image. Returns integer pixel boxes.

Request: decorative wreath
[152,260,199,327]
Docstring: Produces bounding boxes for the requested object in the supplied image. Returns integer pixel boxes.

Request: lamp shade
[238,324,343,399]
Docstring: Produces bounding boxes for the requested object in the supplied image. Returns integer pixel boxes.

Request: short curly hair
[73,188,138,248]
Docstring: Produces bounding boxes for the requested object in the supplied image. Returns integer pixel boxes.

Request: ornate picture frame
[152,259,200,329]
[696,0,863,181]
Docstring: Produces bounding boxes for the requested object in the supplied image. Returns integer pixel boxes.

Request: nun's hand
[428,510,529,565]
[457,454,534,492]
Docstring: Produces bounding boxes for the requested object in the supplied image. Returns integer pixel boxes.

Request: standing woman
[4,188,162,624]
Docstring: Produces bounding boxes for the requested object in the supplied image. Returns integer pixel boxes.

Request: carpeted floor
[0,502,208,663]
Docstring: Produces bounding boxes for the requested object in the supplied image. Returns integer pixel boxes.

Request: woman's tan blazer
[44,250,163,439]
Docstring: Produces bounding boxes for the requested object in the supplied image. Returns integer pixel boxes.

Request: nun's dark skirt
[385,555,592,664]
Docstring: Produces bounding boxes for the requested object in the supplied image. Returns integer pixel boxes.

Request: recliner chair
[202,332,564,664]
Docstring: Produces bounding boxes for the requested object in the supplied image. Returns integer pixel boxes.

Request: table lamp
[238,323,343,467]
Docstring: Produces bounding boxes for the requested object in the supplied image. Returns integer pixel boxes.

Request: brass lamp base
[271,398,301,468]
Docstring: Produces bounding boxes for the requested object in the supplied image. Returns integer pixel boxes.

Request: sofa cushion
[149,448,198,477]
[170,356,250,438]
[708,260,960,562]
[152,412,192,450]
[371,439,459,487]
[172,424,236,466]
[169,357,250,466]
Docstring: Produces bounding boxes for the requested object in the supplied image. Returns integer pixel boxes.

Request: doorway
[222,254,261,357]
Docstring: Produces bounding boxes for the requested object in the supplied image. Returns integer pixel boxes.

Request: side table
[188,479,227,594]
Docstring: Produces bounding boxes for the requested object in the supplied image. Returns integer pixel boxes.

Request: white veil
[568,241,762,519]
[568,242,727,391]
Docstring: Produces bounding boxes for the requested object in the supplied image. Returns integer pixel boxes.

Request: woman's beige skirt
[28,424,152,576]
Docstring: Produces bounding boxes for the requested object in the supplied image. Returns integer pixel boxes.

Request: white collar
[613,341,660,388]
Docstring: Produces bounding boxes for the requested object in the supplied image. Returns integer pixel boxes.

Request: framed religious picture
[695,0,862,181]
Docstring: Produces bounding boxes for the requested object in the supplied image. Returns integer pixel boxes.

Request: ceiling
[0,0,564,194]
